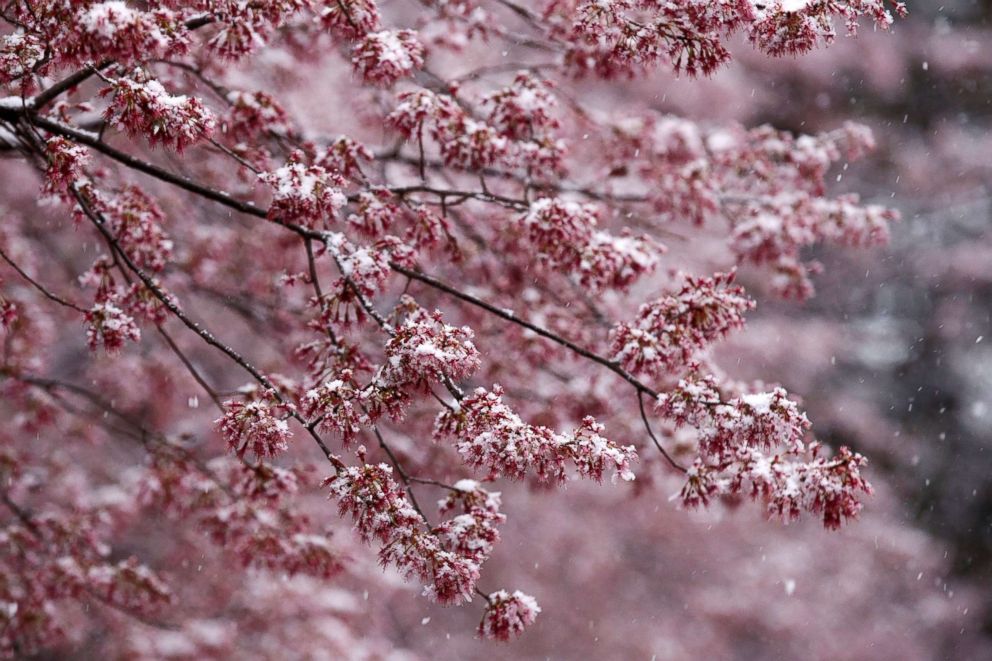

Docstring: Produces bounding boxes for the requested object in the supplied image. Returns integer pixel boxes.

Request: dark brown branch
[638,391,686,473]
[0,245,87,313]
[390,261,659,398]
[155,325,225,411]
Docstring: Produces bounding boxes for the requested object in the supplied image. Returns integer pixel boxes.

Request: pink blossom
[216,398,292,459]
[478,590,541,641]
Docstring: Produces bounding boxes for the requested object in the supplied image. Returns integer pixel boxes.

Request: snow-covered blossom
[320,0,382,39]
[347,189,401,237]
[729,190,898,298]
[386,89,510,170]
[382,302,481,387]
[435,386,636,483]
[98,187,173,271]
[478,590,541,641]
[749,0,905,56]
[216,398,292,459]
[566,416,636,482]
[0,33,44,86]
[42,137,91,198]
[611,271,753,377]
[521,197,598,261]
[439,119,509,171]
[554,0,903,78]
[317,135,373,181]
[435,480,505,564]
[325,463,480,604]
[301,371,371,444]
[352,30,425,86]
[201,1,312,59]
[387,89,459,137]
[223,90,296,141]
[74,2,184,61]
[655,374,872,528]
[578,230,660,290]
[103,74,215,152]
[85,302,141,353]
[320,232,393,320]
[519,198,660,290]
[481,72,559,140]
[260,157,347,228]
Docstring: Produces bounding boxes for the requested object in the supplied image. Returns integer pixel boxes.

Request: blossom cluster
[435,385,637,484]
[554,0,905,78]
[352,30,425,86]
[655,374,872,528]
[303,301,478,442]
[0,503,173,657]
[382,304,481,386]
[70,1,186,64]
[519,197,660,290]
[324,463,481,605]
[435,480,506,565]
[102,73,216,152]
[478,589,542,641]
[215,392,293,460]
[604,116,899,297]
[84,301,141,353]
[260,157,347,228]
[388,76,567,173]
[610,271,754,378]
[140,453,343,578]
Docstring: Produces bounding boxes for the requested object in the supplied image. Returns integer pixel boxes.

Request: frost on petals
[610,271,753,377]
[216,396,292,459]
[478,590,541,641]
[352,30,425,86]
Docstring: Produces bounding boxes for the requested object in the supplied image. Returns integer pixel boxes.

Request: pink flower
[352,30,425,86]
[102,74,215,152]
[216,398,292,459]
[85,302,141,353]
[478,590,541,641]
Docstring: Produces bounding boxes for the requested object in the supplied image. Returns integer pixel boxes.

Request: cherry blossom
[611,271,754,377]
[478,590,541,641]
[101,74,215,152]
[352,30,425,86]
[85,301,141,353]
[216,396,292,459]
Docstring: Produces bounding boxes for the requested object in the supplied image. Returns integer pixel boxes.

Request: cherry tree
[0,0,934,656]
